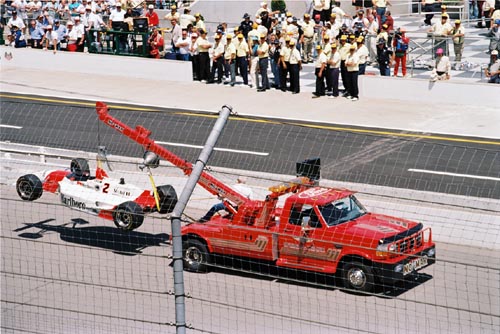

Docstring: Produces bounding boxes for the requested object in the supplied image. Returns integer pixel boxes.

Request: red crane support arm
[95,101,250,207]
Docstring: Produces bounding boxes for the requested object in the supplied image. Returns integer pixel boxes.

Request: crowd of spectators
[2,0,499,85]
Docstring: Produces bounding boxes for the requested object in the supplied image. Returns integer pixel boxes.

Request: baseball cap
[289,40,295,46]
[46,24,52,29]
[331,43,337,48]
[316,45,322,50]
[237,33,244,39]
[54,18,60,23]
[441,13,448,18]
[356,37,363,43]
[323,35,329,40]
[148,4,154,9]
[260,33,266,38]
[226,34,233,39]
[340,35,347,41]
[12,10,17,14]
[377,38,386,44]
[330,13,336,18]
[191,33,198,38]
[491,50,498,55]
[358,10,364,14]
[194,13,200,17]
[455,19,461,24]
[67,21,74,26]
[382,24,388,29]
[251,35,259,41]
[171,5,176,9]
[74,16,80,20]
[243,13,250,19]
[116,3,121,6]
[86,5,91,10]
[441,4,447,9]
[349,44,356,50]
[436,48,444,54]
[286,12,292,17]
[304,13,310,18]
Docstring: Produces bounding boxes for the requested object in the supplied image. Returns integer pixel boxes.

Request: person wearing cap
[286,17,300,44]
[327,13,341,39]
[268,34,281,88]
[320,35,332,91]
[356,37,369,75]
[328,42,341,98]
[484,50,500,83]
[109,2,125,28]
[288,39,302,94]
[392,28,409,77]
[448,20,465,63]
[247,22,260,46]
[429,13,452,57]
[235,33,250,86]
[487,19,500,55]
[256,34,270,91]
[64,20,78,51]
[338,35,351,95]
[223,34,237,86]
[255,1,269,18]
[365,14,379,64]
[300,13,315,63]
[40,24,58,53]
[430,48,451,81]
[206,34,224,84]
[279,37,291,91]
[175,7,191,28]
[196,29,212,82]
[376,37,392,76]
[164,4,180,23]
[193,13,205,31]
[345,44,360,101]
[239,13,253,39]
[248,34,260,89]
[8,10,26,32]
[144,4,159,28]
[312,45,327,98]
[421,0,437,26]
[352,9,368,30]
[53,19,67,49]
[377,23,389,47]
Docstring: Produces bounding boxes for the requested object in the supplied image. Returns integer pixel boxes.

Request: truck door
[277,204,328,270]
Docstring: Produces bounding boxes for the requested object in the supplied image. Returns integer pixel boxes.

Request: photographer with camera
[392,27,409,77]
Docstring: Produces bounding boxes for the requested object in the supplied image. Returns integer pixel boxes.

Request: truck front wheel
[183,239,210,272]
[341,261,374,293]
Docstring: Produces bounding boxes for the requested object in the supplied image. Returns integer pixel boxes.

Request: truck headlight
[376,243,396,258]
[427,248,435,257]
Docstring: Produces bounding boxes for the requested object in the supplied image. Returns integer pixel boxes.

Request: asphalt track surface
[1,94,500,333]
[1,94,499,199]
[1,183,499,334]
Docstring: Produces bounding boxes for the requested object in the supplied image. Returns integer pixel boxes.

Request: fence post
[169,105,233,334]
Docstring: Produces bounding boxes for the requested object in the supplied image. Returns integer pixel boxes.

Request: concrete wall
[358,75,500,108]
[0,46,193,82]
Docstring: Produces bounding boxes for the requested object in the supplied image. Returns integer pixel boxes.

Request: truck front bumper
[373,246,436,284]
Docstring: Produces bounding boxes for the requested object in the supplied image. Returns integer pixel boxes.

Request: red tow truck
[97,102,435,292]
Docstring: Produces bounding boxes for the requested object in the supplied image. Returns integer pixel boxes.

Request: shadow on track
[14,218,170,255]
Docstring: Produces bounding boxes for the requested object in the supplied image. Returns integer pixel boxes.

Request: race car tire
[183,239,210,272]
[70,158,90,177]
[157,184,178,214]
[16,174,43,201]
[341,261,374,293]
[113,201,144,231]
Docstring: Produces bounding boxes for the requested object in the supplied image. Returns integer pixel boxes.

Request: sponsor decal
[113,187,131,197]
[298,187,330,199]
[60,194,86,210]
[210,236,268,252]
[281,242,341,261]
[107,120,124,132]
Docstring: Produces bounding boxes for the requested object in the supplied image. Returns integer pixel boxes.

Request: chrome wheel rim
[348,267,366,289]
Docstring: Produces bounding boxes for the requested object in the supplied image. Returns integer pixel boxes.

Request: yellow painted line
[4,94,499,146]
[176,111,500,146]
[0,94,160,112]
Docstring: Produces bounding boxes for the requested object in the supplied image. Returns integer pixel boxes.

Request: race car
[16,152,178,231]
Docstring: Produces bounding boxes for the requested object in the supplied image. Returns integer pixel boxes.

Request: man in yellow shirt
[257,34,270,91]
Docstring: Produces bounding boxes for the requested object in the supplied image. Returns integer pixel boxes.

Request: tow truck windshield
[319,195,367,226]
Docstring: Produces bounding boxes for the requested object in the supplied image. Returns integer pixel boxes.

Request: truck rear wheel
[341,261,374,293]
[16,174,43,201]
[113,201,144,231]
[183,239,210,272]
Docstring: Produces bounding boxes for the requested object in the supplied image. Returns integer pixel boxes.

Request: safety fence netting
[1,98,499,334]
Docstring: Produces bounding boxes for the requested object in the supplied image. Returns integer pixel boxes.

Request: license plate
[403,256,428,275]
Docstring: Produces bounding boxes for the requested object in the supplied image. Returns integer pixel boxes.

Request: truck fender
[182,234,213,253]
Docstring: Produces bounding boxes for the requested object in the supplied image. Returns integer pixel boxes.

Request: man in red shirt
[146,4,159,28]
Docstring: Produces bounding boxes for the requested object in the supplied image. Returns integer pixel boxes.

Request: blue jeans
[199,202,225,222]
[379,65,390,76]
[377,7,387,24]
[270,58,280,87]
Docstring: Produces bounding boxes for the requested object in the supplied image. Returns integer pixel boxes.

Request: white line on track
[0,124,23,129]
[156,141,269,156]
[408,168,500,181]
